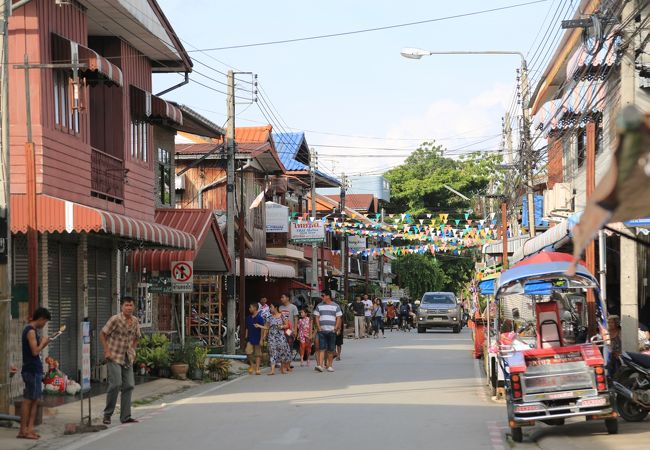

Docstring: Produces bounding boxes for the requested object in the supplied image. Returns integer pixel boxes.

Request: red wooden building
[6,0,204,384]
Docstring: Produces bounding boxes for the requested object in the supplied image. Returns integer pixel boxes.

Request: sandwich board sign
[171,261,193,293]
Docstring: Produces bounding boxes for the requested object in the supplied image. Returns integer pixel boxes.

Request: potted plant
[206,358,231,381]
[190,345,208,380]
[135,333,171,377]
[170,340,193,380]
[150,346,171,378]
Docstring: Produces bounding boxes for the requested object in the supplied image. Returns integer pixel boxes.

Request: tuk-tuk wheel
[510,426,523,443]
[605,418,618,434]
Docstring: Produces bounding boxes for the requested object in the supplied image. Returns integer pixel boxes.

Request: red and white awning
[566,34,621,81]
[235,258,296,278]
[11,194,195,249]
[51,33,123,87]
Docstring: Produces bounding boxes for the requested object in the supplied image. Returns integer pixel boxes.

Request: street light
[400,46,536,238]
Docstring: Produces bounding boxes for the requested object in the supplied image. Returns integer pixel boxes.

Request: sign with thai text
[265,202,289,233]
[290,221,325,243]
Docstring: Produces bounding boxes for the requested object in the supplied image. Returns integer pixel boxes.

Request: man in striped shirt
[313,289,343,372]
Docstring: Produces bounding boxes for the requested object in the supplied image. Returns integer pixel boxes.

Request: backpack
[400,303,410,314]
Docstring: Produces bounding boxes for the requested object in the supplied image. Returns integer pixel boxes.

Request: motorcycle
[613,351,650,422]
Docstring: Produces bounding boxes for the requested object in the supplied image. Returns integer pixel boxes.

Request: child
[18,307,51,440]
[245,303,265,375]
[606,315,622,377]
[297,309,312,367]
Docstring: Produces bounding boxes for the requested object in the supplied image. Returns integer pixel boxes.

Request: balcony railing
[91,147,124,202]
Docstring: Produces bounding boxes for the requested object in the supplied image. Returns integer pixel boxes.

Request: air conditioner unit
[175,174,186,190]
[543,189,555,218]
[552,183,573,211]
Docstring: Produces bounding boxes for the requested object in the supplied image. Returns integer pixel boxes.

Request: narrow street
[38,329,504,450]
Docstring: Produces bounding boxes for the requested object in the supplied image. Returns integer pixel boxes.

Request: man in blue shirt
[246,303,265,375]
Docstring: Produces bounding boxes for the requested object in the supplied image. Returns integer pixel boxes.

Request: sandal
[17,432,39,440]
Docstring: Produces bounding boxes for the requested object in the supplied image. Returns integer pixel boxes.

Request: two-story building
[7,0,201,386]
[522,0,649,347]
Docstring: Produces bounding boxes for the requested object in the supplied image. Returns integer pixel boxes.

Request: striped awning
[235,258,296,278]
[566,34,621,81]
[533,98,564,135]
[10,194,195,249]
[130,85,183,125]
[51,33,123,87]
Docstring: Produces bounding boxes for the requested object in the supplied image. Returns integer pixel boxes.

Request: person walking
[279,293,299,360]
[263,303,292,375]
[371,299,384,338]
[313,289,343,372]
[352,296,365,339]
[363,294,373,338]
[17,307,51,440]
[101,296,141,425]
[245,303,265,375]
[386,301,397,331]
[297,308,313,367]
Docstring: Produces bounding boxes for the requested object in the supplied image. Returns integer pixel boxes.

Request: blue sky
[153,0,571,178]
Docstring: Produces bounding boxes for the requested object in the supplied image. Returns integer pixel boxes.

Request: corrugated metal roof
[131,209,231,273]
[272,131,340,186]
[325,194,377,212]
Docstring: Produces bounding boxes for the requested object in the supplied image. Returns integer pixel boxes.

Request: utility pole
[504,111,513,165]
[341,174,349,302]
[378,207,385,296]
[310,147,318,300]
[0,0,11,414]
[519,63,536,238]
[501,201,509,270]
[238,159,246,351]
[226,70,237,354]
[618,0,639,352]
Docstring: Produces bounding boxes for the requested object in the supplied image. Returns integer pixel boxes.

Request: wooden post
[585,121,597,335]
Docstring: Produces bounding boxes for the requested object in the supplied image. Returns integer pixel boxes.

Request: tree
[393,254,449,300]
[384,142,503,216]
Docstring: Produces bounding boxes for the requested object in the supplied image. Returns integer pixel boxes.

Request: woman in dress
[263,303,292,375]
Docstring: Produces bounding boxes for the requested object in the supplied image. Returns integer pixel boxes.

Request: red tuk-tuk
[496,253,617,442]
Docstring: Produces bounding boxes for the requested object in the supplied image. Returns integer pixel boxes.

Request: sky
[153,0,576,181]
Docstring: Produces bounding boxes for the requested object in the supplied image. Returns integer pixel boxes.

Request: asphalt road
[39,327,512,450]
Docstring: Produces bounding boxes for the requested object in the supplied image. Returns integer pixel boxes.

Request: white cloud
[316,83,515,176]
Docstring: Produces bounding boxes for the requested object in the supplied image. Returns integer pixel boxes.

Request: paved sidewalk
[0,377,198,450]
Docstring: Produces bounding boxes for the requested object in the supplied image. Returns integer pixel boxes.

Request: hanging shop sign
[265,202,289,233]
[290,221,325,243]
[347,235,367,253]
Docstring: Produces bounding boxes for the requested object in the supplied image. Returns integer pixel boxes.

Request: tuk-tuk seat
[536,302,563,349]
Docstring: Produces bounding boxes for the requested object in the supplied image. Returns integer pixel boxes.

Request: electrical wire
[190,1,551,51]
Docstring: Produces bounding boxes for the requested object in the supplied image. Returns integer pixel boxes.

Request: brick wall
[547,137,563,189]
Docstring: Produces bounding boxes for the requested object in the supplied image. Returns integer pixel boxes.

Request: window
[595,126,603,155]
[53,70,79,134]
[137,284,152,328]
[157,147,172,205]
[576,128,587,168]
[562,138,573,181]
[130,120,149,162]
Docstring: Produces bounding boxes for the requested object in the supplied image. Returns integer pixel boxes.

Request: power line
[189,1,551,51]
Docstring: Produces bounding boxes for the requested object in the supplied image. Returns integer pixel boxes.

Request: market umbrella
[568,106,650,275]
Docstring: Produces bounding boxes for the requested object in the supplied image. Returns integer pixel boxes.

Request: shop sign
[265,202,289,233]
[348,235,367,253]
[148,276,173,294]
[290,221,325,243]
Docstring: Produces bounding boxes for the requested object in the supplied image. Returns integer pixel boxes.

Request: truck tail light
[511,374,523,399]
[594,366,607,392]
